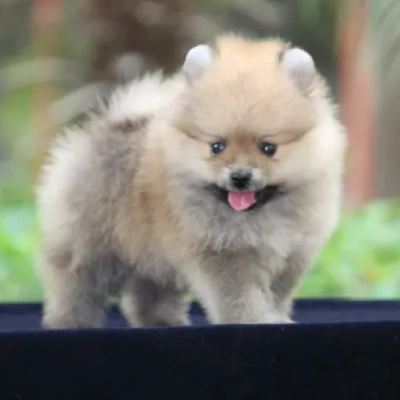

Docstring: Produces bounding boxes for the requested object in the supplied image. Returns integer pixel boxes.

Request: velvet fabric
[0,300,400,399]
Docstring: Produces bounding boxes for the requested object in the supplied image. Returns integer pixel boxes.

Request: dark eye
[211,141,226,155]
[259,141,277,157]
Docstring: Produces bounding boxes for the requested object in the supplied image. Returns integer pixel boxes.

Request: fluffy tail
[103,71,184,126]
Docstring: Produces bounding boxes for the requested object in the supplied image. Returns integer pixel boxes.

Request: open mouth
[209,185,284,212]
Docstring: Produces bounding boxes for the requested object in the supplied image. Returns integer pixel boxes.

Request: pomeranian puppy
[36,34,347,328]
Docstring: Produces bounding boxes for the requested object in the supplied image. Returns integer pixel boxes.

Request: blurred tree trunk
[372,4,400,201]
[374,81,400,200]
[338,0,375,208]
[86,0,194,83]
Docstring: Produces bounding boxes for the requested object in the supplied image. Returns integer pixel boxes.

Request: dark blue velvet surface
[1,300,400,399]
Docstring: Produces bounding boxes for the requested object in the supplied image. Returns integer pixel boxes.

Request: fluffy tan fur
[36,34,347,328]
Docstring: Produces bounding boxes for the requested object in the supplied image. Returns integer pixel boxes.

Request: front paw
[265,313,294,324]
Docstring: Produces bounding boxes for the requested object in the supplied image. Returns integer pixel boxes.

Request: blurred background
[1,0,400,302]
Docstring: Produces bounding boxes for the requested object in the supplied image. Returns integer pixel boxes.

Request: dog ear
[182,44,213,83]
[281,47,316,94]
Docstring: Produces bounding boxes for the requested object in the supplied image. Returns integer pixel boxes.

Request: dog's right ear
[182,44,213,84]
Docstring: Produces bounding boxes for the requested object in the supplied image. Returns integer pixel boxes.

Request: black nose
[230,170,252,190]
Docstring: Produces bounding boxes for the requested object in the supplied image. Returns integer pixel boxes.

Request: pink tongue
[227,191,256,211]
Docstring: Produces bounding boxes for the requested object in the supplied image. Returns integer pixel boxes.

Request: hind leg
[120,275,190,328]
[39,258,108,329]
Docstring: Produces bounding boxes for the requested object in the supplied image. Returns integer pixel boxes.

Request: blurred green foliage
[300,200,400,299]
[0,204,41,301]
[0,86,33,207]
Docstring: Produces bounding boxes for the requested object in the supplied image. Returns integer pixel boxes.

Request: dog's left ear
[182,44,213,83]
[281,47,316,94]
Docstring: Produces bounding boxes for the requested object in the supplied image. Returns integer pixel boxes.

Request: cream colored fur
[36,34,347,328]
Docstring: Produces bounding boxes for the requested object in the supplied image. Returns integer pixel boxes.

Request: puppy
[36,34,347,328]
